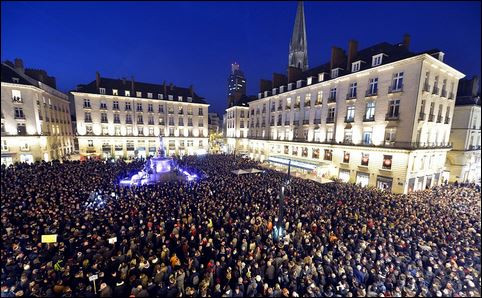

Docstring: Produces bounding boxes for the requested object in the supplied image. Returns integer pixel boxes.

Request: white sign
[108,237,117,244]
[89,274,98,281]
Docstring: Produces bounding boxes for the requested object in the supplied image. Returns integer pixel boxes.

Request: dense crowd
[1,155,481,297]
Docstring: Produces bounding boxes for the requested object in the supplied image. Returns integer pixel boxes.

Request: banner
[41,234,58,243]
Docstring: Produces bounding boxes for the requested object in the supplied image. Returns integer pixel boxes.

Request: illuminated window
[324,149,332,161]
[125,90,130,97]
[136,91,142,97]
[112,89,118,95]
[147,93,153,99]
[99,88,106,94]
[372,54,383,66]
[383,155,392,169]
[88,140,93,147]
[352,61,361,72]
[361,153,369,166]
[343,151,350,163]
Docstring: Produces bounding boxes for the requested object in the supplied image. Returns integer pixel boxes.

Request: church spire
[289,1,309,71]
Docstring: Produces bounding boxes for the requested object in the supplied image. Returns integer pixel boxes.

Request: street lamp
[275,159,291,242]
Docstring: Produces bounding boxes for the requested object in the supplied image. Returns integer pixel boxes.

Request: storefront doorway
[356,172,370,187]
[377,176,393,191]
[338,169,350,183]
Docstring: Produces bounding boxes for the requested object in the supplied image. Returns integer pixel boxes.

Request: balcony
[303,120,309,125]
[284,121,290,125]
[12,96,23,103]
[388,85,403,93]
[148,109,154,113]
[314,119,321,124]
[293,120,300,125]
[363,115,375,122]
[385,114,400,121]
[137,121,144,125]
[125,107,132,111]
[327,96,336,103]
[148,121,155,125]
[271,107,275,112]
[365,89,378,97]
[285,106,291,110]
[314,100,323,106]
[168,110,174,114]
[428,114,435,122]
[432,87,439,95]
[262,109,266,114]
[346,93,357,100]
[423,83,431,92]
[126,146,135,151]
[277,121,282,126]
[83,105,92,109]
[293,104,301,109]
[345,117,354,123]
[270,121,274,126]
[126,120,133,124]
[436,116,442,123]
[419,113,426,121]
[114,119,121,124]
[441,89,447,98]
[448,92,454,100]
[277,106,282,111]
[84,118,92,123]
[101,119,108,124]
[468,145,481,151]
[444,117,450,124]
[326,117,335,123]
[100,105,107,110]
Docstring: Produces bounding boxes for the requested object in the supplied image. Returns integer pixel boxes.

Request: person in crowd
[1,155,480,297]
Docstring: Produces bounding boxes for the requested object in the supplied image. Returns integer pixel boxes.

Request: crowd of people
[1,155,480,297]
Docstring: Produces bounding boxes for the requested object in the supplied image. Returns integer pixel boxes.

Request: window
[100,101,107,109]
[136,103,143,112]
[148,104,153,112]
[327,107,335,122]
[344,129,353,143]
[159,105,164,113]
[316,91,323,105]
[187,97,192,102]
[83,99,91,108]
[372,54,383,66]
[368,78,378,95]
[138,127,144,136]
[433,76,439,94]
[304,93,312,107]
[198,108,203,115]
[86,125,93,135]
[149,127,154,136]
[326,129,334,142]
[114,114,120,124]
[14,107,25,119]
[12,77,19,83]
[113,89,118,95]
[147,93,153,99]
[12,90,22,102]
[178,96,183,102]
[113,101,119,110]
[136,91,142,97]
[159,117,165,125]
[352,61,361,72]
[385,129,396,144]
[126,114,132,124]
[1,140,7,151]
[115,127,121,136]
[99,88,106,94]
[312,148,320,159]
[363,131,372,145]
[441,79,447,97]
[365,102,375,121]
[17,123,26,135]
[125,102,131,111]
[137,115,143,124]
[168,95,173,101]
[101,112,108,123]
[382,155,392,169]
[324,149,333,161]
[292,147,298,156]
[102,125,108,135]
[198,119,204,127]
[329,88,337,100]
[148,115,154,125]
[240,110,245,117]
[361,153,369,166]
[387,100,400,118]
[88,140,94,147]
[158,94,163,99]
[126,127,133,136]
[343,151,350,163]
[346,106,355,122]
[391,72,404,91]
[178,106,184,114]
[348,82,357,98]
[125,90,130,97]
[331,68,339,78]
[178,118,184,126]
[169,117,174,126]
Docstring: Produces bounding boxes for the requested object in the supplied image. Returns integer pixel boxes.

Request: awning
[245,168,263,174]
[268,156,318,170]
[231,169,249,175]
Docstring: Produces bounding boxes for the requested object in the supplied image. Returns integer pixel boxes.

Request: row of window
[84,112,204,127]
[84,126,207,138]
[1,122,72,137]
[9,90,70,113]
[88,139,204,149]
[83,99,204,115]
[97,88,193,102]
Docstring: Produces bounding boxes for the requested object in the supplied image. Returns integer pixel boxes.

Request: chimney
[95,71,101,89]
[287,66,302,83]
[330,46,346,69]
[347,40,358,70]
[402,34,411,50]
[14,58,24,73]
[259,79,272,93]
[131,76,135,92]
[272,73,288,88]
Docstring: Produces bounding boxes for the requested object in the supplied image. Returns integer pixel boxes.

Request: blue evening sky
[2,1,480,116]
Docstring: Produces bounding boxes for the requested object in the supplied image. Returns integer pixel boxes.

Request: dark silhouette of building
[288,1,309,71]
[227,62,246,107]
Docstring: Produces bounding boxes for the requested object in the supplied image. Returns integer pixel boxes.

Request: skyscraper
[288,1,309,71]
[227,62,246,107]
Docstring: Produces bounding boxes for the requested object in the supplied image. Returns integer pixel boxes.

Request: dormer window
[372,54,384,66]
[280,86,285,93]
[352,61,361,72]
[99,88,106,95]
[331,68,340,79]
[288,83,294,91]
[296,80,304,88]
[136,91,142,97]
[112,89,118,96]
[147,92,153,99]
[178,96,183,101]
[158,94,163,99]
[125,90,130,96]
[272,88,277,95]
[168,95,173,101]
[187,97,192,102]
[12,77,19,83]
[318,73,326,82]
[307,77,313,85]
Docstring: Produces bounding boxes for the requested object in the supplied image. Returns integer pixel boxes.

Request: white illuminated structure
[71,73,210,160]
[1,59,74,166]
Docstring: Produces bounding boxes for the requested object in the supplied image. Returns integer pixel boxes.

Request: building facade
[446,76,481,183]
[71,73,209,159]
[1,59,74,166]
[288,1,309,71]
[208,112,221,133]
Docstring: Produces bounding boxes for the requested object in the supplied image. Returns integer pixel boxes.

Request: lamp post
[275,159,291,241]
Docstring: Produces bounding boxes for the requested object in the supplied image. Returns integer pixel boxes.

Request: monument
[119,135,173,186]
